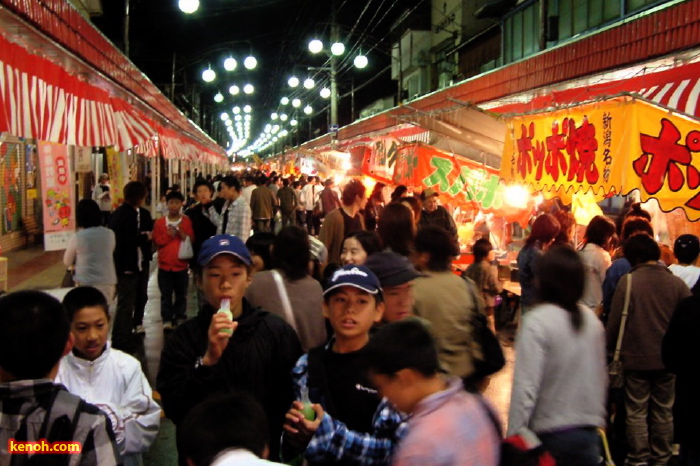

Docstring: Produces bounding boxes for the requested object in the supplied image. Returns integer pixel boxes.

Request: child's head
[472,238,495,263]
[673,234,700,265]
[363,319,440,413]
[365,252,422,323]
[245,232,276,273]
[340,231,382,266]
[414,226,460,272]
[166,191,185,216]
[196,235,253,312]
[0,291,71,380]
[323,265,384,343]
[62,287,110,362]
[178,393,269,465]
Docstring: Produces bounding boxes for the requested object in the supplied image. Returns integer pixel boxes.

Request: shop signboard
[75,146,92,172]
[360,137,400,183]
[500,96,700,220]
[106,146,126,208]
[38,141,75,250]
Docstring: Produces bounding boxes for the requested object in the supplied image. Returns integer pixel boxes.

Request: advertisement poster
[0,142,22,234]
[75,146,92,172]
[38,141,75,250]
[106,146,126,208]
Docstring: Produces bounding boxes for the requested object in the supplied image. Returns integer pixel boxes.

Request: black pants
[113,272,139,353]
[306,211,321,236]
[133,261,150,327]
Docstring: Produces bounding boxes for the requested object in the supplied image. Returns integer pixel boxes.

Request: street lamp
[304,78,315,89]
[244,56,258,70]
[288,76,300,88]
[228,85,240,95]
[243,84,254,94]
[292,98,301,108]
[320,87,331,98]
[179,0,199,14]
[224,57,237,71]
[214,92,224,103]
[202,66,216,83]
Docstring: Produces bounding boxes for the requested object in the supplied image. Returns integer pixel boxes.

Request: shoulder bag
[271,269,299,332]
[608,273,632,389]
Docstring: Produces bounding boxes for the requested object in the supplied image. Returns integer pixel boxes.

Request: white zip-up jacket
[56,343,161,466]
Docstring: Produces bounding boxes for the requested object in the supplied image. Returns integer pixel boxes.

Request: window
[503,1,541,64]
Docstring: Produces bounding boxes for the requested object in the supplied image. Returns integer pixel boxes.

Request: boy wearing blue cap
[282,265,406,465]
[156,234,303,462]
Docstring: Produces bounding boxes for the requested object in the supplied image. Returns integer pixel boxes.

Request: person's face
[221,183,237,201]
[323,286,384,341]
[198,255,252,312]
[195,185,212,203]
[341,237,368,266]
[487,249,496,262]
[167,199,183,216]
[382,283,414,323]
[369,372,416,414]
[356,192,368,210]
[250,253,265,273]
[71,306,109,361]
[423,196,439,212]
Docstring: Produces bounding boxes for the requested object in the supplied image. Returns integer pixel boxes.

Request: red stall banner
[360,137,401,183]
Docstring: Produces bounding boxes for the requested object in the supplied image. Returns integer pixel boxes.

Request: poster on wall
[106,146,126,208]
[0,142,23,235]
[38,141,75,250]
[75,146,92,173]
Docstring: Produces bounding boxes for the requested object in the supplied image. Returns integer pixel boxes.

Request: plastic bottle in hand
[300,386,316,421]
[218,298,233,335]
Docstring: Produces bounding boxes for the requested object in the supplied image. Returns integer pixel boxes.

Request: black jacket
[662,294,700,443]
[185,203,217,260]
[156,299,302,459]
[109,203,153,274]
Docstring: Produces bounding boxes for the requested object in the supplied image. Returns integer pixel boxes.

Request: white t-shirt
[668,264,700,289]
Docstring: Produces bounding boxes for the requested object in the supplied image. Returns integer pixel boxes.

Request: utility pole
[330,0,339,128]
[124,0,130,57]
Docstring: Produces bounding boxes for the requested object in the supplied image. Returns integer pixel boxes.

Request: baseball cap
[198,234,252,267]
[365,251,423,287]
[323,265,382,297]
[420,187,439,200]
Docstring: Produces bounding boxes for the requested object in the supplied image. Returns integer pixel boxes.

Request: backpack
[10,389,86,466]
[462,276,505,379]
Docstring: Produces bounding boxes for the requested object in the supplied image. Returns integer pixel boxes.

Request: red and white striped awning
[489,59,700,120]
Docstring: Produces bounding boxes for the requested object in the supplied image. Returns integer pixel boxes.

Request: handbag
[608,273,632,389]
[463,276,505,378]
[61,268,75,288]
[271,270,299,332]
[178,236,194,260]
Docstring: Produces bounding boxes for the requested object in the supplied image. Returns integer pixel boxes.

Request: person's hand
[202,312,237,366]
[283,401,324,449]
[167,225,178,237]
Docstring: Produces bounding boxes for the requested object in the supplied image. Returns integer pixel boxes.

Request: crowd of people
[0,170,698,466]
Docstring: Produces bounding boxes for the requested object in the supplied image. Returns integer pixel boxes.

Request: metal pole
[330,0,339,128]
[170,52,176,102]
[124,0,130,57]
[351,77,355,121]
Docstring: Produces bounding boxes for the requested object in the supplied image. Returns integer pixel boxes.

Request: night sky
[91,0,428,145]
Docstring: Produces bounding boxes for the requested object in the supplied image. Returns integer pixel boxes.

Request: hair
[377,203,415,257]
[363,319,440,377]
[624,202,652,222]
[62,286,109,322]
[472,238,494,262]
[620,217,654,241]
[257,175,268,186]
[245,232,276,271]
[370,182,386,201]
[344,231,382,258]
[525,214,560,248]
[177,392,269,465]
[123,181,147,205]
[76,199,102,229]
[624,233,660,267]
[390,185,408,203]
[536,245,585,331]
[272,226,310,281]
[166,190,185,202]
[221,175,241,192]
[292,181,300,189]
[341,179,366,206]
[0,291,70,379]
[584,215,616,247]
[553,210,576,245]
[282,178,290,187]
[414,226,460,272]
[674,234,700,264]
[193,179,214,195]
[399,196,421,224]
[244,175,255,184]
[324,178,334,187]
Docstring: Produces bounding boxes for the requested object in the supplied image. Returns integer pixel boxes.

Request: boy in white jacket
[56,286,161,466]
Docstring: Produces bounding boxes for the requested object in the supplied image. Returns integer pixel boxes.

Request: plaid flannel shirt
[210,196,253,241]
[0,379,120,466]
[289,349,408,465]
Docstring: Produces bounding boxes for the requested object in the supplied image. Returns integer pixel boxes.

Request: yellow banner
[501,97,700,221]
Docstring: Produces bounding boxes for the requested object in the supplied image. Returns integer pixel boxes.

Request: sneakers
[163,321,174,331]
[134,324,146,334]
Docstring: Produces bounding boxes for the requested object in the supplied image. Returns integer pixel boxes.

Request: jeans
[306,211,320,236]
[158,268,189,323]
[539,427,601,466]
[296,210,306,229]
[253,219,271,233]
[624,370,675,466]
[280,210,296,227]
[113,272,138,352]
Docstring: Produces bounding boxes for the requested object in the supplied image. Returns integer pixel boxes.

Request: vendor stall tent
[500,95,700,222]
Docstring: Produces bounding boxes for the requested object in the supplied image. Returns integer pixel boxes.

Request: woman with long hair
[377,202,415,257]
[364,182,386,231]
[516,213,560,313]
[339,230,382,266]
[578,215,616,314]
[63,199,117,305]
[245,226,327,351]
[508,245,607,465]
